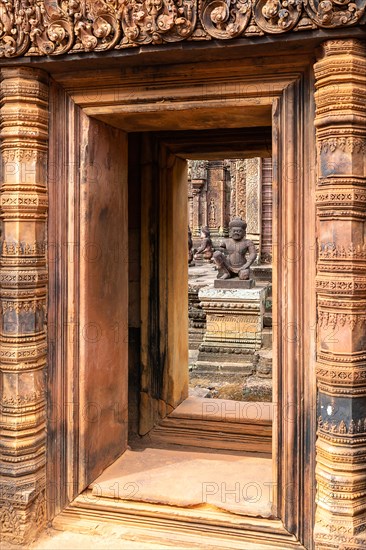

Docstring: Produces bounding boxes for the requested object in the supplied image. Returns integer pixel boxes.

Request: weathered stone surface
[199,286,267,303]
[90,444,273,517]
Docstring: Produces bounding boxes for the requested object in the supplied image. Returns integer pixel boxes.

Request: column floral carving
[261,158,272,264]
[245,158,261,255]
[0,68,48,544]
[314,40,366,549]
[232,159,246,222]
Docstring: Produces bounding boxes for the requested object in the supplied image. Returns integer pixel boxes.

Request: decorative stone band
[319,242,366,261]
[199,287,266,300]
[316,274,366,294]
[0,0,365,58]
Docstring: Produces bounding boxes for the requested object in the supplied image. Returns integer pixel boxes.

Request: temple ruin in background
[188,158,273,401]
[188,158,273,265]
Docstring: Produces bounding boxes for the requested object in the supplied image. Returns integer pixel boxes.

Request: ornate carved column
[245,158,262,255]
[192,187,202,236]
[188,174,193,230]
[0,68,48,544]
[189,160,206,236]
[314,40,366,548]
[206,161,224,236]
[235,160,246,221]
[229,160,237,220]
[261,158,272,264]
[229,159,246,236]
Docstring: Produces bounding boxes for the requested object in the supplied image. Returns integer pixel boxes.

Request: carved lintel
[0,2,365,58]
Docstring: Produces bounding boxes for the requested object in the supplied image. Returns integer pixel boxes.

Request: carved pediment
[0,0,365,58]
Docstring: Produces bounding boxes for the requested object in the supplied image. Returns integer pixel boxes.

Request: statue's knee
[238,268,250,280]
[213,251,224,264]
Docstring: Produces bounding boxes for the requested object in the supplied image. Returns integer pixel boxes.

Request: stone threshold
[54,490,303,550]
[88,443,273,515]
[51,399,282,548]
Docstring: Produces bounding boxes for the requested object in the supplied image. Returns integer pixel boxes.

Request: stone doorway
[53,128,277,541]
[0,29,364,549]
[46,60,315,546]
[131,129,275,433]
[100,133,277,530]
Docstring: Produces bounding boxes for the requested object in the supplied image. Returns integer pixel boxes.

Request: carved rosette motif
[0,68,48,544]
[314,40,366,547]
[254,0,302,34]
[0,1,365,57]
[200,0,251,39]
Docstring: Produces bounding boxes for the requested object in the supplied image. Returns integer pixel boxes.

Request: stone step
[243,376,272,402]
[193,361,255,377]
[149,397,272,455]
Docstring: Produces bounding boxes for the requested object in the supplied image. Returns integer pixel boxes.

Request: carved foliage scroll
[304,0,365,28]
[0,0,365,58]
[121,0,196,45]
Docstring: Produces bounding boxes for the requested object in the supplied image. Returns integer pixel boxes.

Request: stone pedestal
[188,284,207,350]
[251,264,272,283]
[214,278,254,289]
[195,286,266,378]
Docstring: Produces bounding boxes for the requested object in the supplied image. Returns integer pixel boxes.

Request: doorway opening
[49,66,315,548]
[75,128,276,526]
[188,157,273,403]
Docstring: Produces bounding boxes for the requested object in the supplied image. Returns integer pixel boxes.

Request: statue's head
[201,226,210,238]
[229,218,246,241]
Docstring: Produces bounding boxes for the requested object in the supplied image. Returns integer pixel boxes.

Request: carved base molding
[314,39,366,546]
[0,491,46,545]
[0,68,48,544]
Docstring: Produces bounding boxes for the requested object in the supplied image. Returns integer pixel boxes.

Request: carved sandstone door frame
[45,57,317,548]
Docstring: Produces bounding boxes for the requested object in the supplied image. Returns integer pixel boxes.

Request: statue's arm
[242,241,257,268]
[195,238,208,253]
[219,240,226,249]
